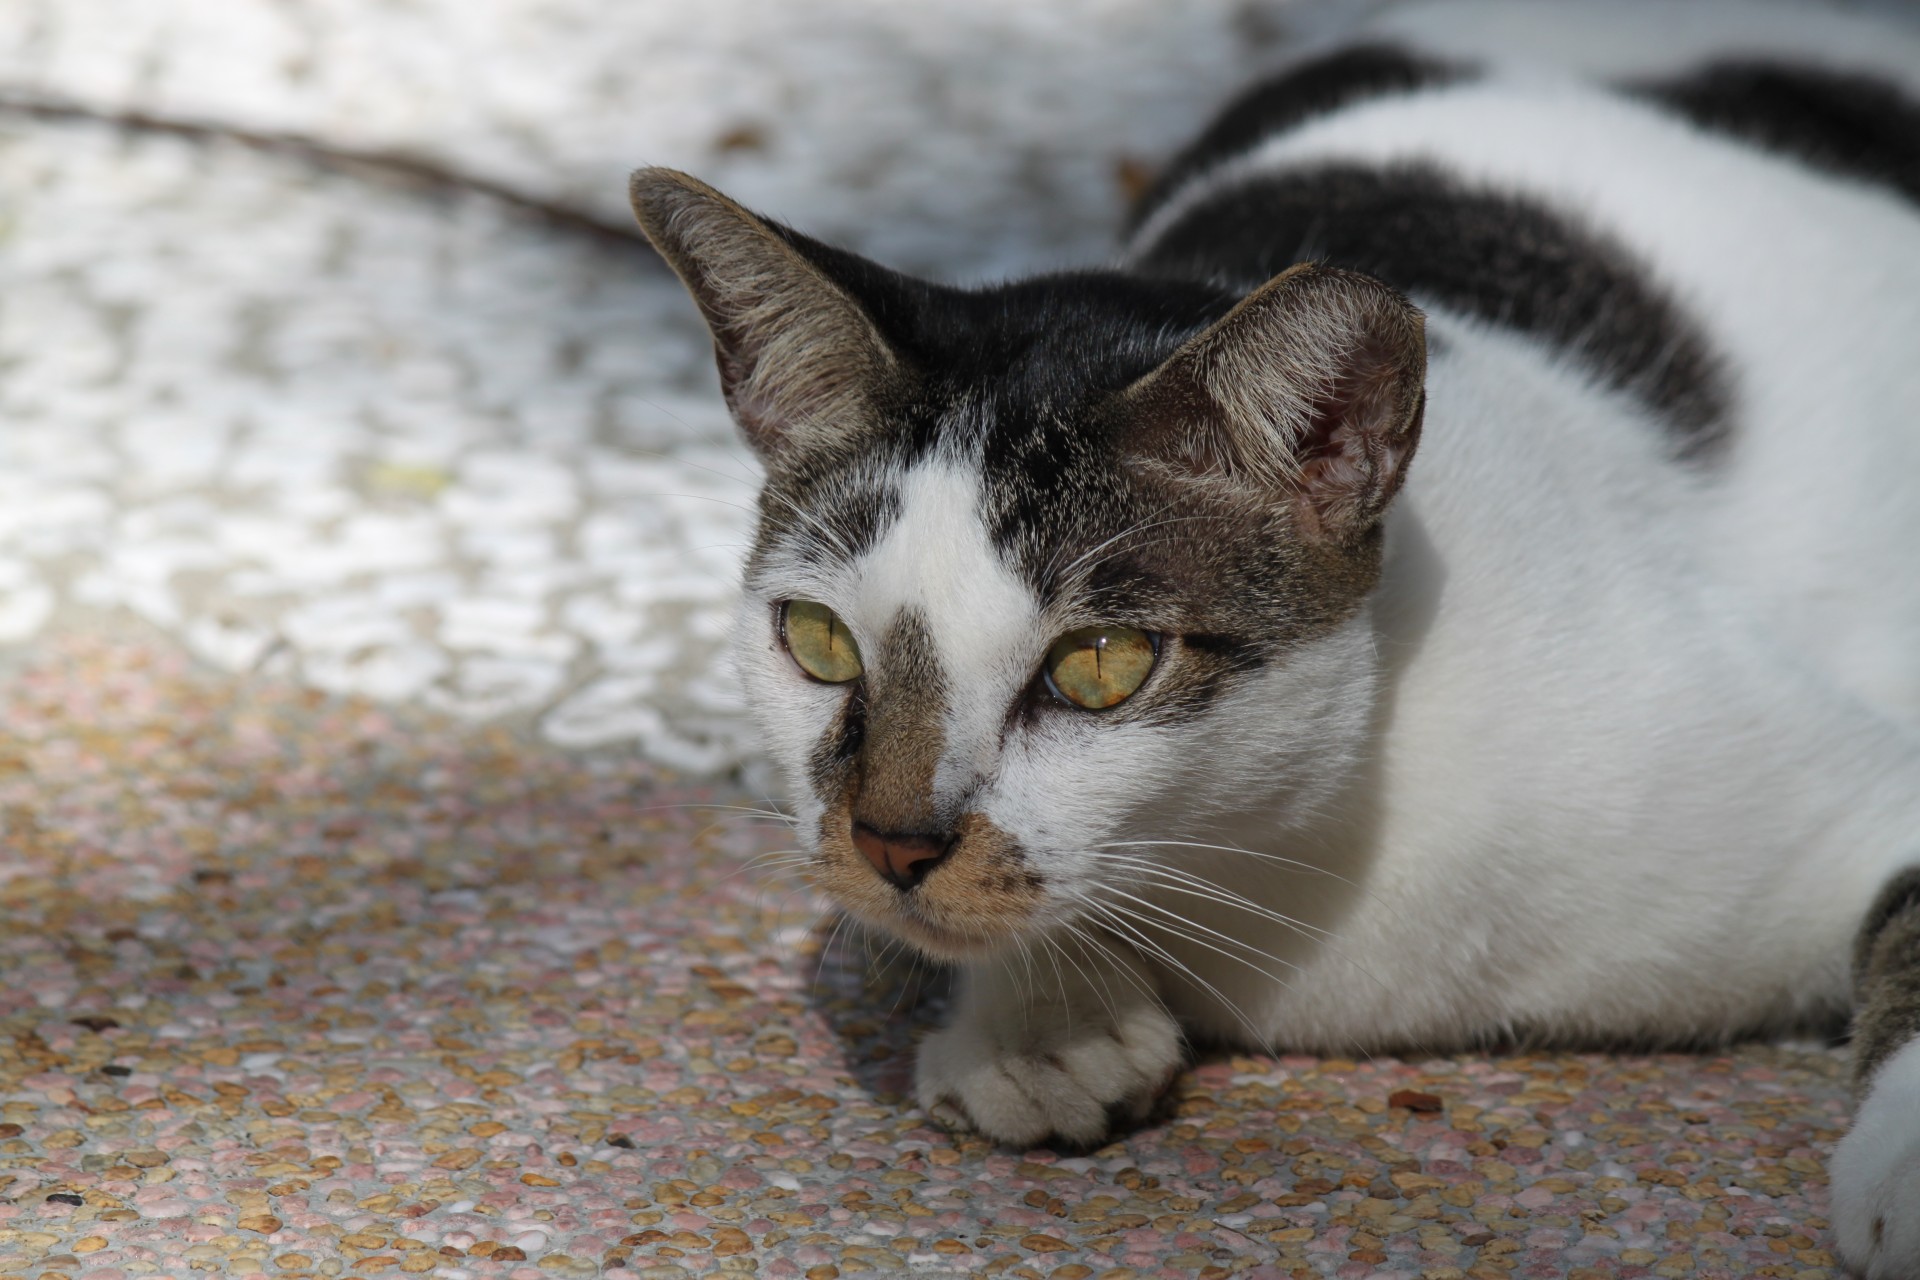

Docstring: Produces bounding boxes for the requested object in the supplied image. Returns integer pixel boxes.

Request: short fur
[630,3,1920,1274]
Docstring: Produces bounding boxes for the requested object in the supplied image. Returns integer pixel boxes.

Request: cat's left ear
[629,167,904,463]
[1120,263,1426,545]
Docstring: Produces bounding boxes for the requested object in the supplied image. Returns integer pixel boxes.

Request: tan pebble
[804,1268,839,1280]
[341,1233,389,1249]
[358,1194,400,1212]
[535,1256,583,1271]
[469,1122,508,1138]
[433,1149,483,1170]
[711,1227,751,1256]
[236,1214,283,1235]
[931,1239,970,1254]
[466,1241,499,1257]
[274,1254,313,1270]
[398,1254,437,1274]
[71,1239,107,1254]
[1051,1267,1093,1280]
[520,1173,562,1187]
[491,1247,527,1262]
[355,1255,400,1270]
[1022,1235,1071,1252]
[42,1130,84,1149]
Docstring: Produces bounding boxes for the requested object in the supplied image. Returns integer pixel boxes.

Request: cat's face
[631,169,1426,961]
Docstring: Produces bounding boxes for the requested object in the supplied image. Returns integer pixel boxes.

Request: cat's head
[630,169,1425,962]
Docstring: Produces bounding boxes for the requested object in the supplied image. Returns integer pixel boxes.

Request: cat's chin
[865,910,1022,965]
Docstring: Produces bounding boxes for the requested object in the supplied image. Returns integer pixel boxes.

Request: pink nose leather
[852,823,951,890]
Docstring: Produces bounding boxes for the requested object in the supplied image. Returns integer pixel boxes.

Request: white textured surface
[0,0,1289,770]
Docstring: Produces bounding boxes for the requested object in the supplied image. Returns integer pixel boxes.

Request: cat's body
[628,3,1920,1272]
[1117,0,1920,1049]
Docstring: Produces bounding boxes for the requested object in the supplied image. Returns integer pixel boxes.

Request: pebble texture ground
[0,0,1893,1275]
[0,639,1860,1279]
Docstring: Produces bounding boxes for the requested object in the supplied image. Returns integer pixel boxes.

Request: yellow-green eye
[781,600,863,683]
[1044,626,1157,710]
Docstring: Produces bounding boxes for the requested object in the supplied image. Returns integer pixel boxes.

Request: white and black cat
[628,2,1920,1273]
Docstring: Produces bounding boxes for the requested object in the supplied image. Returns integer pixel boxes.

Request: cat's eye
[781,600,863,683]
[1044,626,1157,710]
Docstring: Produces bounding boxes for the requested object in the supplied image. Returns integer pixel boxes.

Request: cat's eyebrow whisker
[758,483,861,563]
[610,422,766,491]
[1044,499,1185,582]
[1050,512,1235,591]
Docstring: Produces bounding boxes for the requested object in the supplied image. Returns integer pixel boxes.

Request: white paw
[1834,1038,1920,1278]
[914,998,1184,1148]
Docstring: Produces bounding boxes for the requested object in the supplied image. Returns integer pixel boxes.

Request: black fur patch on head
[742,238,1245,578]
[1131,43,1474,232]
[1132,162,1734,461]
[1629,59,1920,210]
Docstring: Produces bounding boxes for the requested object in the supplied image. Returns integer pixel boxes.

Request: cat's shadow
[805,915,952,1106]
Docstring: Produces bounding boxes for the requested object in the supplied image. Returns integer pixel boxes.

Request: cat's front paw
[914,998,1184,1148]
[1833,1041,1920,1278]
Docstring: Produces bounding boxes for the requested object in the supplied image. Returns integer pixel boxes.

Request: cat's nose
[851,822,953,891]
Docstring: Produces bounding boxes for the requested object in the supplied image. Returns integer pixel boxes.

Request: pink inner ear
[1291,331,1424,537]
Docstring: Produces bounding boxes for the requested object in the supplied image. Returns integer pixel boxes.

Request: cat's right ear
[629,168,902,462]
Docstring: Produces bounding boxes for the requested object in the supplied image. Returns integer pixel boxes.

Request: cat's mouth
[813,809,1047,961]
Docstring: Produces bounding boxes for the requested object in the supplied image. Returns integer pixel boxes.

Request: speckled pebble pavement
[0,637,1859,1280]
[0,0,1876,1276]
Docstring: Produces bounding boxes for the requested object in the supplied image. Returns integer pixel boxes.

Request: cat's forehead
[751,400,1145,622]
[851,456,1042,674]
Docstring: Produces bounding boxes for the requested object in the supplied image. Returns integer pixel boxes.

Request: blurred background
[0,0,1310,775]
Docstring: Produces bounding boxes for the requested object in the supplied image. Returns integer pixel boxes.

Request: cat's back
[1127,0,1920,720]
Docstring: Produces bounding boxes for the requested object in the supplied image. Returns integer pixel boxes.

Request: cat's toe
[1832,1043,1920,1278]
[914,1001,1183,1149]
[1832,1136,1920,1278]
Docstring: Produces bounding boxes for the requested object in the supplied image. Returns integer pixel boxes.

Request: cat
[626,1,1920,1273]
